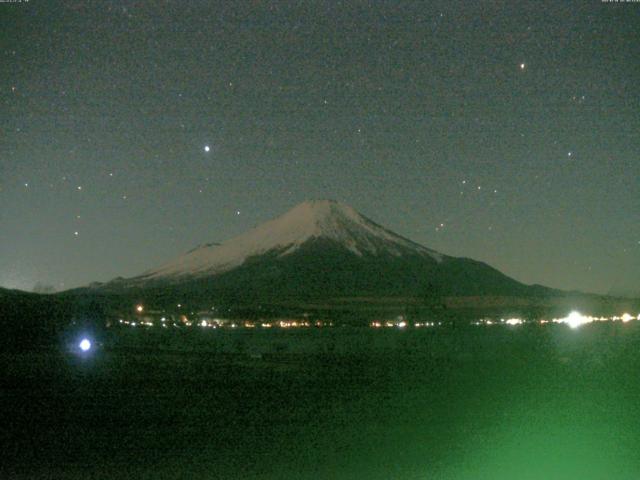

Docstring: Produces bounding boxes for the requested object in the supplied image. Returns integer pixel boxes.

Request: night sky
[1,1,638,295]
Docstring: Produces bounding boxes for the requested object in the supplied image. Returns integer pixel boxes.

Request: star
[520,63,526,70]
[204,145,210,152]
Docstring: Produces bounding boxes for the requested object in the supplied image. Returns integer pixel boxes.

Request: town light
[566,311,587,329]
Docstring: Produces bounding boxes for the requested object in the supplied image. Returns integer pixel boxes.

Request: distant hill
[608,285,639,300]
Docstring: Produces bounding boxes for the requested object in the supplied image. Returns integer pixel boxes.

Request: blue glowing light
[79,338,91,351]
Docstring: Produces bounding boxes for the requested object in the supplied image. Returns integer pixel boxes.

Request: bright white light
[204,145,210,152]
[79,338,91,351]
[566,311,587,329]
[621,313,633,323]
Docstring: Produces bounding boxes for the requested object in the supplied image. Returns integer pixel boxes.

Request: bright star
[79,338,91,351]
[204,145,210,152]
[520,63,526,70]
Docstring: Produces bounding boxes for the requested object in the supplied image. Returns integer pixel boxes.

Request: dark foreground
[2,324,640,479]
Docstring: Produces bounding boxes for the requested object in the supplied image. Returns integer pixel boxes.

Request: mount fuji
[140,200,444,280]
[96,200,554,304]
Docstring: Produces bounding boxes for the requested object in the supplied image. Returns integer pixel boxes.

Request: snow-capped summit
[137,200,443,282]
[96,199,552,302]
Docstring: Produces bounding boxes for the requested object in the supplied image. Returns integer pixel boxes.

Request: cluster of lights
[557,311,638,329]
[129,304,336,330]
[369,320,440,329]
[119,305,639,332]
[473,318,522,326]
[120,316,333,330]
[472,312,639,329]
[120,319,153,327]
[414,322,437,328]
[278,320,308,328]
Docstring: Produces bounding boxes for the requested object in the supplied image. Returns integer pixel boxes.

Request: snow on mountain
[136,200,443,282]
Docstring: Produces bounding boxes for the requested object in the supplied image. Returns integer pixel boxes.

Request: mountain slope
[133,200,443,282]
[98,200,555,302]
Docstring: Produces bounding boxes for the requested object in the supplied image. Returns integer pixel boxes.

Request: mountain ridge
[130,199,444,284]
[88,199,562,304]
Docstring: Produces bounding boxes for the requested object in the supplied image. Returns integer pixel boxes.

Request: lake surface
[2,323,640,479]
